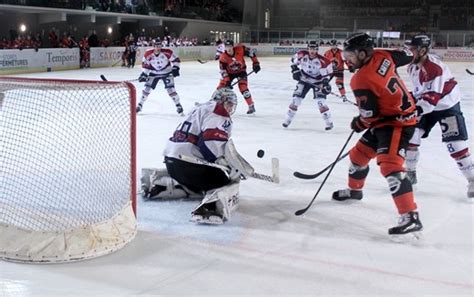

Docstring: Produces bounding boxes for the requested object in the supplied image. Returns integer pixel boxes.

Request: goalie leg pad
[191,182,240,224]
[141,168,203,199]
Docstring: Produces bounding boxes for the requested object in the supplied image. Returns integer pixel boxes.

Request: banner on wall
[0,48,80,74]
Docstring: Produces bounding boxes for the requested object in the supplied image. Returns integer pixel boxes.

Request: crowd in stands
[2,0,243,23]
[0,27,200,51]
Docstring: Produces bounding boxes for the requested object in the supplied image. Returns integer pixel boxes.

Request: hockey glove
[350,116,368,133]
[172,66,180,77]
[138,72,148,82]
[321,79,332,95]
[291,65,301,81]
[252,62,261,73]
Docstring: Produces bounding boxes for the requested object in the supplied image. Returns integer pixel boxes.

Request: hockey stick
[100,74,139,83]
[293,151,350,179]
[197,59,208,64]
[230,70,255,87]
[178,154,279,183]
[330,92,357,106]
[466,69,474,75]
[295,130,355,216]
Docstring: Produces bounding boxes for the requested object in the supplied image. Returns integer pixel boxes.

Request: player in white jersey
[215,39,225,60]
[282,41,334,130]
[405,34,474,198]
[136,42,183,114]
[140,88,251,224]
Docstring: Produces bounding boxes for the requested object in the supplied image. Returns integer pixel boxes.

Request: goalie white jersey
[163,101,233,162]
[142,48,181,77]
[407,54,460,114]
[291,50,333,84]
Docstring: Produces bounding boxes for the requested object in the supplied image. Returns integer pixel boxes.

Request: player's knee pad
[349,162,369,179]
[446,140,470,160]
[289,97,303,109]
[195,182,240,222]
[241,89,251,99]
[166,86,177,96]
[315,98,329,113]
[385,171,412,198]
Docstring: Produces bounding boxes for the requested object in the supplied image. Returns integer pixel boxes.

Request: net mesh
[0,78,136,233]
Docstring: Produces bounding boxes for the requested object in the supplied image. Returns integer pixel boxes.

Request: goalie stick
[178,154,280,184]
[466,69,474,75]
[293,152,350,179]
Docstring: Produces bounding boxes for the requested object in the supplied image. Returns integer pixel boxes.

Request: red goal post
[0,77,137,263]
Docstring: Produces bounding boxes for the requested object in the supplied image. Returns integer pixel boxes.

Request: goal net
[0,77,137,263]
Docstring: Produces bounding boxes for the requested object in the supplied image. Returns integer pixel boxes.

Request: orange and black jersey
[324,48,345,71]
[351,49,417,128]
[219,44,259,75]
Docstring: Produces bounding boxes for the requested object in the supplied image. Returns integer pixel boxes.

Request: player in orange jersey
[332,33,423,237]
[324,39,347,101]
[217,40,261,114]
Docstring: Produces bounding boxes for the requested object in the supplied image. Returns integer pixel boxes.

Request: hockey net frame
[0,77,137,263]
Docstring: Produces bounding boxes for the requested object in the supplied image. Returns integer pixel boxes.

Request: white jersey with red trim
[291,50,333,84]
[407,54,460,114]
[215,43,225,59]
[163,101,233,162]
[142,48,181,77]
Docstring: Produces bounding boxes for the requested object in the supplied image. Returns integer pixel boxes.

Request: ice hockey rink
[2,57,473,297]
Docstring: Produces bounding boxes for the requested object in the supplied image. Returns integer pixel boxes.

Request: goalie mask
[212,88,238,115]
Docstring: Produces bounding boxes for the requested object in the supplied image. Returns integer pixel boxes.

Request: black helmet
[307,40,319,49]
[409,34,431,48]
[343,33,374,52]
[224,39,234,46]
[330,39,338,46]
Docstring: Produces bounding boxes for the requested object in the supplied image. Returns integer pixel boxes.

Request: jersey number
[387,77,413,111]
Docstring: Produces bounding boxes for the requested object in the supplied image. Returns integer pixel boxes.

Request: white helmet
[211,88,238,114]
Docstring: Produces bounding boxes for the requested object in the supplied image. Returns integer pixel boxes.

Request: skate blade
[190,215,224,225]
[389,231,423,243]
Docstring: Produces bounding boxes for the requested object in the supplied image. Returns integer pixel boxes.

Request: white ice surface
[1,57,473,297]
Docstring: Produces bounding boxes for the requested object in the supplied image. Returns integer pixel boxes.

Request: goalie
[141,88,253,224]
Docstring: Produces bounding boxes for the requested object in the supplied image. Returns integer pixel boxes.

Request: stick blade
[293,171,317,179]
[294,209,306,216]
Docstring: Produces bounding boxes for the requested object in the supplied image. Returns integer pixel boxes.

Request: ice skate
[136,103,143,113]
[247,104,256,114]
[191,202,224,225]
[332,189,363,201]
[388,211,423,239]
[176,103,184,115]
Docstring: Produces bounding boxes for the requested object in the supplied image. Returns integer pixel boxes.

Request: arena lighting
[107,26,113,34]
[19,24,26,32]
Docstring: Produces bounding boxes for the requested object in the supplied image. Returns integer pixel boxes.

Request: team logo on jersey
[229,61,241,72]
[222,120,231,132]
[377,59,391,76]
